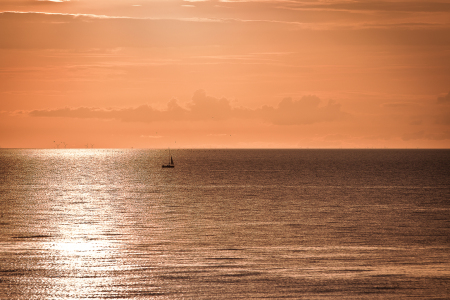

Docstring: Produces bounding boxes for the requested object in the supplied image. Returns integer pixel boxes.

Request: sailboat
[162,149,174,168]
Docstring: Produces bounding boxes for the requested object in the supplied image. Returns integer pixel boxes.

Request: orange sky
[1,0,449,148]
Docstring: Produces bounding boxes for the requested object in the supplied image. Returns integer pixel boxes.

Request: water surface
[1,149,449,299]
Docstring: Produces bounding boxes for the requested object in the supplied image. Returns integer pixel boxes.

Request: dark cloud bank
[437,92,450,103]
[29,90,349,125]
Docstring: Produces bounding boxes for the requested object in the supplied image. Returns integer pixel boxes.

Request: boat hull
[162,165,174,168]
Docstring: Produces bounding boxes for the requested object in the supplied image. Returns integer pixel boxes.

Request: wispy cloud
[37,0,70,2]
[2,10,449,51]
[217,0,450,13]
[0,11,226,21]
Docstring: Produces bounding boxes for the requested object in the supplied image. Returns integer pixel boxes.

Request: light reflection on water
[1,149,449,299]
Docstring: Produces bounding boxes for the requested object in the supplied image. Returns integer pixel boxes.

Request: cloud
[1,10,449,50]
[37,0,70,2]
[437,92,450,103]
[29,104,175,122]
[435,92,450,125]
[188,89,233,120]
[259,95,348,125]
[314,1,450,13]
[382,102,416,109]
[29,90,348,125]
[402,131,450,141]
[219,0,450,13]
[0,11,231,49]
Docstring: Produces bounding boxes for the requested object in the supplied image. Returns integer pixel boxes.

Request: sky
[1,0,449,149]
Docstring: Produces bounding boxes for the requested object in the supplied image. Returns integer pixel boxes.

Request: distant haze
[1,1,449,148]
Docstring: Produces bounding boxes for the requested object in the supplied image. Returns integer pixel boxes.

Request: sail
[162,149,174,168]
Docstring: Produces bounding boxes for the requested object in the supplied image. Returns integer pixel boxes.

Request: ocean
[0,149,449,299]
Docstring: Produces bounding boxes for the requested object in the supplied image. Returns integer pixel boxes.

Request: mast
[162,148,174,168]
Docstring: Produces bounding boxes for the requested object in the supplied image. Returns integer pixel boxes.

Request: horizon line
[1,147,449,150]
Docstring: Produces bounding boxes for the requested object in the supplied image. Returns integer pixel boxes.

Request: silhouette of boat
[162,149,174,168]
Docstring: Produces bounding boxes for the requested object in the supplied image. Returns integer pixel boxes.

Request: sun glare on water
[36,150,131,298]
[51,239,109,257]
